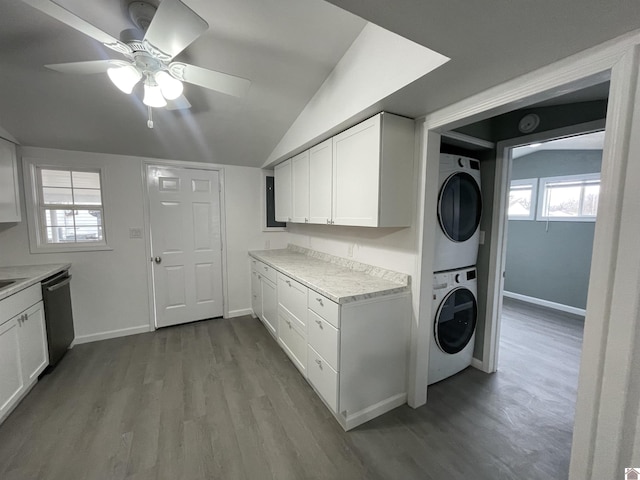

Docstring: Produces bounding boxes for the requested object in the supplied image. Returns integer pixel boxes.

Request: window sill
[29,243,114,254]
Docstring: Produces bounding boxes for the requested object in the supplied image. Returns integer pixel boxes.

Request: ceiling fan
[22,0,251,127]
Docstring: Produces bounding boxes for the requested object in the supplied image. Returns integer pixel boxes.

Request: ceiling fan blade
[143,0,208,61]
[45,60,125,75]
[170,63,251,98]
[166,95,192,111]
[21,0,132,56]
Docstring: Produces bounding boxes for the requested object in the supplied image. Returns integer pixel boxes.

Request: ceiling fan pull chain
[147,106,154,129]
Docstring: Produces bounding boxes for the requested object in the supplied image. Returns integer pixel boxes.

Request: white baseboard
[503,291,586,316]
[227,308,253,319]
[342,393,407,431]
[471,358,485,371]
[71,325,152,346]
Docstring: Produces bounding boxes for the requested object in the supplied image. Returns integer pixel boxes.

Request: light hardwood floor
[0,298,584,480]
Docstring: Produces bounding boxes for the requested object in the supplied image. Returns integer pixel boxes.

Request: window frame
[261,170,287,232]
[507,178,538,221]
[536,172,600,222]
[24,160,112,253]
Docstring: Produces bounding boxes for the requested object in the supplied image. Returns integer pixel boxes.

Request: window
[508,178,537,220]
[262,174,286,231]
[537,173,600,221]
[31,166,108,250]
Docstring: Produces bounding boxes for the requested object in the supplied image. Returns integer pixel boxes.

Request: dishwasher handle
[42,271,72,292]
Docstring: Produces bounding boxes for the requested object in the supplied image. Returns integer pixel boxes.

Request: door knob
[154,256,162,264]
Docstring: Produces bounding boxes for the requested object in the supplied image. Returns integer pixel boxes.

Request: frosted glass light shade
[107,65,141,94]
[143,83,167,108]
[155,71,183,100]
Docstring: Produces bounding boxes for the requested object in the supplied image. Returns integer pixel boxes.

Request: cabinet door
[274,159,292,222]
[308,139,333,224]
[19,302,49,383]
[332,114,381,227]
[261,277,277,337]
[291,150,310,223]
[0,318,24,420]
[0,138,21,223]
[251,270,262,319]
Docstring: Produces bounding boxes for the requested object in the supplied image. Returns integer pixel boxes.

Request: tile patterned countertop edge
[0,264,72,302]
[249,245,410,304]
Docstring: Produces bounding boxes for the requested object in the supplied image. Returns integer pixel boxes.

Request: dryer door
[434,287,477,354]
[438,172,482,242]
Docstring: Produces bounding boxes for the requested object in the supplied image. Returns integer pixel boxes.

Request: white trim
[227,308,253,318]
[71,324,151,345]
[503,291,586,316]
[470,358,484,370]
[341,392,407,431]
[441,130,496,149]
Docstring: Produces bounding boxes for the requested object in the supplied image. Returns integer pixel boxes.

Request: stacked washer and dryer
[428,153,483,385]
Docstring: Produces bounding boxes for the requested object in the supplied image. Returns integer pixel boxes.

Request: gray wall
[504,150,602,309]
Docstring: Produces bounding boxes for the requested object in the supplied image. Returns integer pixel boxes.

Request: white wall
[0,147,287,343]
[264,23,448,166]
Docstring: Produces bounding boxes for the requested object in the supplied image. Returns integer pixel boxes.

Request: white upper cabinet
[333,113,415,227]
[291,150,310,223]
[0,137,21,223]
[308,139,333,225]
[274,159,292,222]
[274,112,415,228]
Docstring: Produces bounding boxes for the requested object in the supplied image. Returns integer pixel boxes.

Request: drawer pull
[286,280,291,286]
[264,266,268,271]
[315,319,323,329]
[315,297,324,306]
[287,320,292,329]
[258,274,262,280]
[315,359,323,369]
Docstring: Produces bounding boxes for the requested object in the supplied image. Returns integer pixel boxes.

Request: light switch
[129,228,143,239]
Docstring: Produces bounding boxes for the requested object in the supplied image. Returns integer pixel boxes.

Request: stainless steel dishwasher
[41,270,75,368]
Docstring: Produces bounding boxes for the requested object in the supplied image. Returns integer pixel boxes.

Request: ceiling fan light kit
[107,64,142,94]
[23,0,252,128]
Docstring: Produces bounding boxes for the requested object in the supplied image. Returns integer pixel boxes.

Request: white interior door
[147,165,224,328]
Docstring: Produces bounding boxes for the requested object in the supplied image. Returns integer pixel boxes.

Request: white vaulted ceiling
[1,0,640,167]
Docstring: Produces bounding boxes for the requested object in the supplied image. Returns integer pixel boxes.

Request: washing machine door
[434,287,477,354]
[438,172,482,242]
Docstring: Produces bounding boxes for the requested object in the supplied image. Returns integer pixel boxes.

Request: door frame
[413,31,640,478]
[142,160,229,330]
[483,119,606,374]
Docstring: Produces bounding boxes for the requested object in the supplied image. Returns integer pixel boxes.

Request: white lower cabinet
[250,254,410,430]
[0,284,49,424]
[251,261,277,338]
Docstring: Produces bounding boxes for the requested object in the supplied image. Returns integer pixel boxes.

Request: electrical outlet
[129,228,143,239]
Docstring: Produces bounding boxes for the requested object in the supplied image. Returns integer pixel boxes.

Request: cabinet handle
[287,320,292,329]
[258,274,262,280]
[286,280,291,286]
[315,359,323,369]
[264,266,268,272]
[315,297,324,306]
[315,319,323,329]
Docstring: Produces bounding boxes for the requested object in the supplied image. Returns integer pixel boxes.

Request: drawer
[1,284,42,324]
[307,309,339,371]
[307,345,338,413]
[308,291,339,328]
[251,259,277,284]
[278,311,307,376]
[277,273,307,326]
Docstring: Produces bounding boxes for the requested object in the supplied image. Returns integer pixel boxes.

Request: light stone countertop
[0,264,72,302]
[249,245,409,304]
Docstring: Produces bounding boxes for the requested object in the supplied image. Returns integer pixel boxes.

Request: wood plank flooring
[0,298,583,480]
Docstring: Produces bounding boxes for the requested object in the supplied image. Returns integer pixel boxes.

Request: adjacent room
[1,1,640,479]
